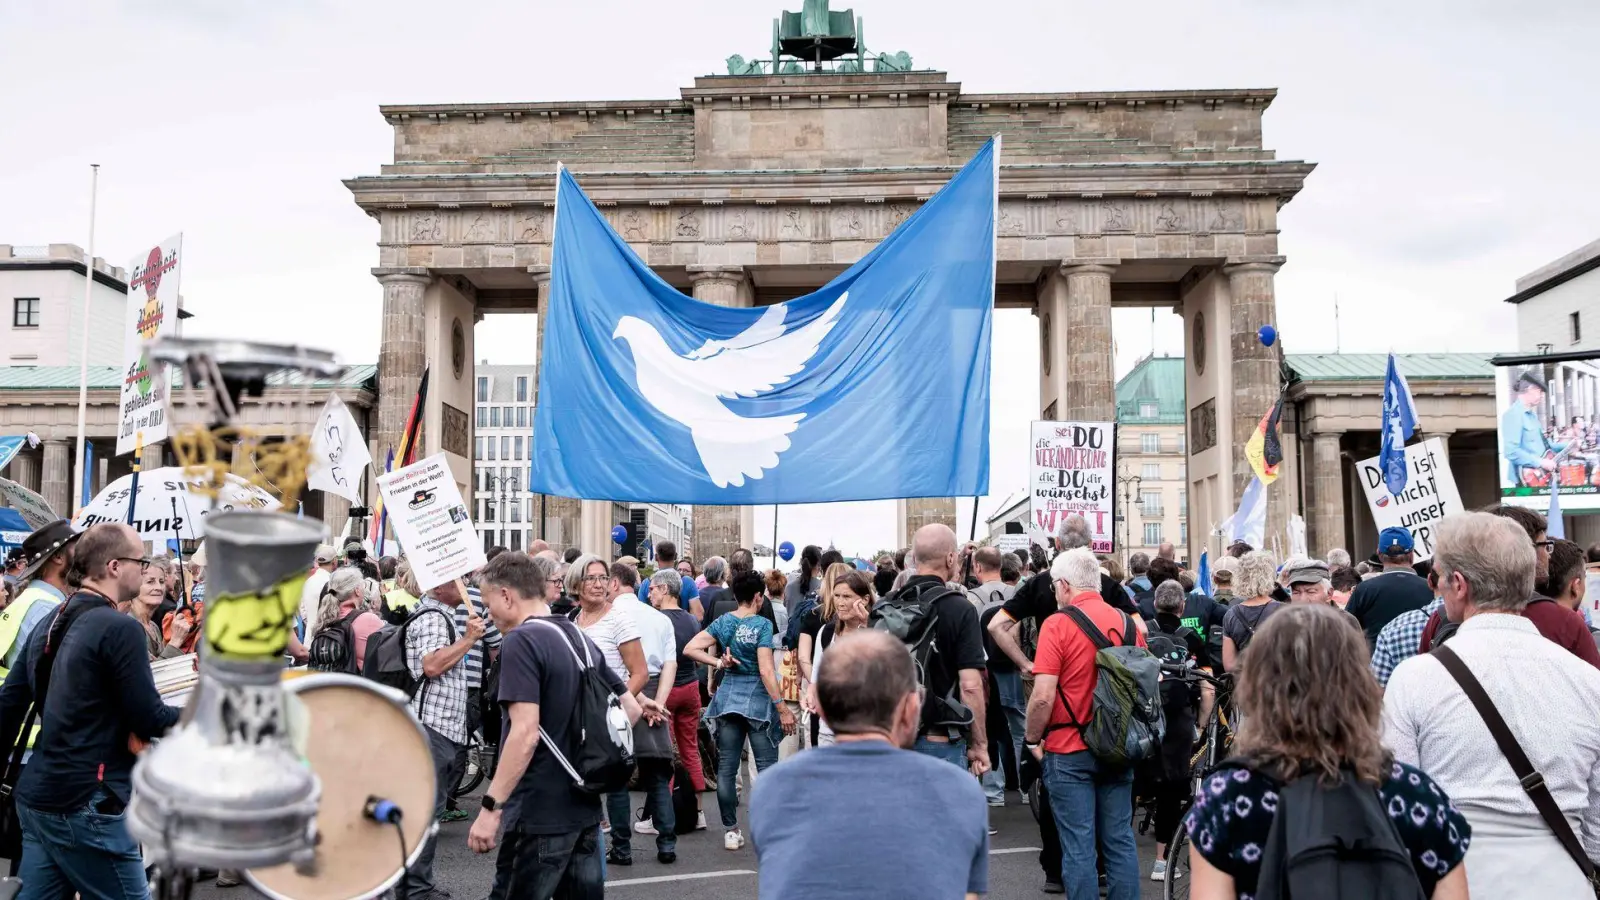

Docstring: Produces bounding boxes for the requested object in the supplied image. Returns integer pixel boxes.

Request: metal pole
[73,164,100,515]
[772,504,779,570]
[969,496,980,542]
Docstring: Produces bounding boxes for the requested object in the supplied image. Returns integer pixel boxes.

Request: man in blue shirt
[751,630,988,900]
[637,540,698,612]
[1502,370,1563,486]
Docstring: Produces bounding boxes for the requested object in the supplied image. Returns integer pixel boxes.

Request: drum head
[248,674,435,900]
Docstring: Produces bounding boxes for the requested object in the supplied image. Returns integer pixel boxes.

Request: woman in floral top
[1184,604,1470,899]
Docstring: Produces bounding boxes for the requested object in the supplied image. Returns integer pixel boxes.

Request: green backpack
[1047,607,1165,769]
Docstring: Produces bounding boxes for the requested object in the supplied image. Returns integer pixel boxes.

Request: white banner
[1356,437,1464,562]
[307,395,373,504]
[0,476,58,531]
[377,454,484,591]
[1029,421,1115,553]
[117,235,183,456]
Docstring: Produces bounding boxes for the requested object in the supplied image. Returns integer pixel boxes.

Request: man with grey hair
[1383,512,1600,898]
[1024,547,1146,899]
[879,524,989,776]
[1327,547,1352,569]
[750,631,990,899]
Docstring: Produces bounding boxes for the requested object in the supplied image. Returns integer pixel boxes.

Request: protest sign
[117,235,183,456]
[995,533,1031,555]
[0,477,58,531]
[1029,421,1115,553]
[377,454,484,591]
[1357,437,1464,562]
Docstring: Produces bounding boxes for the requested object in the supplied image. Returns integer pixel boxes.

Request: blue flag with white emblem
[1380,353,1420,496]
[532,141,997,504]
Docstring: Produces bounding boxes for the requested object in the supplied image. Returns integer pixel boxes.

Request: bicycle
[1163,665,1234,900]
[452,730,497,800]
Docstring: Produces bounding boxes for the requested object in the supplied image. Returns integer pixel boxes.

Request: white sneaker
[633,815,657,835]
[1150,860,1168,882]
[696,811,707,831]
[724,829,745,851]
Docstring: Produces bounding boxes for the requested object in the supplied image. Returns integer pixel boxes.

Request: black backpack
[783,586,819,651]
[526,618,635,795]
[308,608,364,674]
[363,606,455,698]
[1251,763,1427,900]
[870,579,973,733]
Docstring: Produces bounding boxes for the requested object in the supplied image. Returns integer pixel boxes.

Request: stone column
[41,441,71,520]
[687,265,749,563]
[1224,256,1287,547]
[10,449,41,494]
[579,499,614,558]
[141,442,163,472]
[896,498,959,548]
[322,493,352,544]
[528,265,580,553]
[373,268,431,463]
[1060,260,1119,420]
[1309,432,1346,558]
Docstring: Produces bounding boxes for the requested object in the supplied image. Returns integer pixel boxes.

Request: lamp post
[1115,469,1143,565]
[486,472,520,547]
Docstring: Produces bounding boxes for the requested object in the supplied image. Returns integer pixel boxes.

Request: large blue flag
[532,141,997,504]
[1380,353,1419,496]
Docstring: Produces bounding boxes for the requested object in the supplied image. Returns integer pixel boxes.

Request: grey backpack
[1047,607,1165,769]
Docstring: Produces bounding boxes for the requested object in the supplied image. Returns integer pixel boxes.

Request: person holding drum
[470,551,658,899]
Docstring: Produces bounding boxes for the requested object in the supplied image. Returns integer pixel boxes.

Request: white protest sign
[995,533,1030,555]
[1030,421,1115,553]
[308,395,373,504]
[377,453,484,591]
[117,235,183,456]
[1356,437,1464,562]
[0,477,58,530]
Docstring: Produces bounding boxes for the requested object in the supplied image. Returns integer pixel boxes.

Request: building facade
[1115,356,1189,563]
[1508,237,1600,354]
[1,243,155,369]
[345,6,1316,563]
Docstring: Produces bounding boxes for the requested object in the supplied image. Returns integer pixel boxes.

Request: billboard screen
[1496,355,1600,511]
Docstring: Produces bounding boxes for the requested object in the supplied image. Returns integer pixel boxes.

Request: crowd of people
[2,498,1600,899]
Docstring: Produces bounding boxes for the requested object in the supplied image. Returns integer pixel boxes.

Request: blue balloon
[778,541,795,562]
[611,524,627,545]
[1258,324,1277,347]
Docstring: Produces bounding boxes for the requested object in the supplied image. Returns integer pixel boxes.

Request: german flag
[1244,396,1284,486]
[370,367,429,552]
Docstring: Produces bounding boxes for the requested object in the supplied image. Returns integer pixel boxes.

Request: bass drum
[247,673,436,900]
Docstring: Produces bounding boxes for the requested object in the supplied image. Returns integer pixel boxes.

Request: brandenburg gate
[345,11,1315,560]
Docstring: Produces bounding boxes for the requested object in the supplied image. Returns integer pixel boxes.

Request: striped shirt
[456,587,502,692]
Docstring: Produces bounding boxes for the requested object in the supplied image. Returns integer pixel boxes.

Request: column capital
[685,264,746,285]
[372,266,432,287]
[1222,256,1286,276]
[1059,258,1120,277]
[526,264,551,284]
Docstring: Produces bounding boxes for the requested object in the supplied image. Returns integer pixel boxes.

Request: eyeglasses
[580,574,610,584]
[1534,540,1556,552]
[115,557,152,572]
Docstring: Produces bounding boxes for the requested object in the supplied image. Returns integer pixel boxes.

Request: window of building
[500,436,510,460]
[487,439,496,461]
[510,501,521,523]
[509,530,522,551]
[1180,520,1188,544]
[1139,401,1158,418]
[474,437,484,461]
[1572,311,1583,344]
[1143,523,1163,546]
[503,406,512,424]
[489,407,500,428]
[483,530,494,553]
[485,502,496,523]
[477,377,489,403]
[516,376,528,403]
[12,298,39,328]
[1141,433,1160,453]
[1179,489,1188,516]
[1177,433,1186,454]
[1140,490,1162,517]
[515,406,527,429]
[514,436,523,460]
[1142,463,1160,481]
[476,407,487,428]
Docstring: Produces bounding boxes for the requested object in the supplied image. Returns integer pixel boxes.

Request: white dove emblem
[613,293,848,488]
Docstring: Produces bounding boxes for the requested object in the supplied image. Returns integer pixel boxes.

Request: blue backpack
[783,586,819,650]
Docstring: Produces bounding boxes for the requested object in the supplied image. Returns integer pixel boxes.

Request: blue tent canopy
[0,508,30,551]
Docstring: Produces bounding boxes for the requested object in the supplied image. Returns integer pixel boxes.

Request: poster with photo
[377,453,484,591]
[1029,421,1115,552]
[1496,356,1600,512]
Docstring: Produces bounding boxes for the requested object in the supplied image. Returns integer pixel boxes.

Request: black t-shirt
[662,608,701,688]
[896,576,987,734]
[1346,569,1435,646]
[800,606,824,642]
[1001,569,1136,630]
[496,616,625,835]
[978,603,1012,673]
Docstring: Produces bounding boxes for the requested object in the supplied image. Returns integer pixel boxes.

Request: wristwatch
[1024,741,1041,752]
[481,794,500,812]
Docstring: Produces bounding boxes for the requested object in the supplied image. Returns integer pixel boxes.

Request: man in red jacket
[1419,504,1600,668]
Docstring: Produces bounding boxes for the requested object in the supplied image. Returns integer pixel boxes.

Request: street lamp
[1115,469,1143,563]
[486,472,520,546]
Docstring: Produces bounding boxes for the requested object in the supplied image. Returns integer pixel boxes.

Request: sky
[3,0,1597,558]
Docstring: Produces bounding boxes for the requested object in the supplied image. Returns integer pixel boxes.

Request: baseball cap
[313,543,337,564]
[1283,560,1331,586]
[1378,526,1415,556]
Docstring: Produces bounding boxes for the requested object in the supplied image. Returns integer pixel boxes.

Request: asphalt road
[185,785,1176,900]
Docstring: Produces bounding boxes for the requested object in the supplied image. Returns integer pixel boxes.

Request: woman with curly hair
[1218,551,1283,673]
[1184,603,1470,899]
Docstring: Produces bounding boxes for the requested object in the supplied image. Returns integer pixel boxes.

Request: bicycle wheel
[452,732,486,799]
[1162,816,1192,900]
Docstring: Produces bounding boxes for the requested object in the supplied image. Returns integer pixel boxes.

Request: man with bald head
[876,524,989,775]
[0,523,179,898]
[751,631,989,900]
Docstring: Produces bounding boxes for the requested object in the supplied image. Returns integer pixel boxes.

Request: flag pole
[772,504,779,571]
[72,164,100,516]
[126,433,143,526]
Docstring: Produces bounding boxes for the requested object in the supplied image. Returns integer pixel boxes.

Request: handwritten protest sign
[1030,421,1115,553]
[1357,437,1463,562]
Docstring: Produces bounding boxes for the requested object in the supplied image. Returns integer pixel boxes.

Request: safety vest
[0,584,62,750]
[385,588,419,615]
